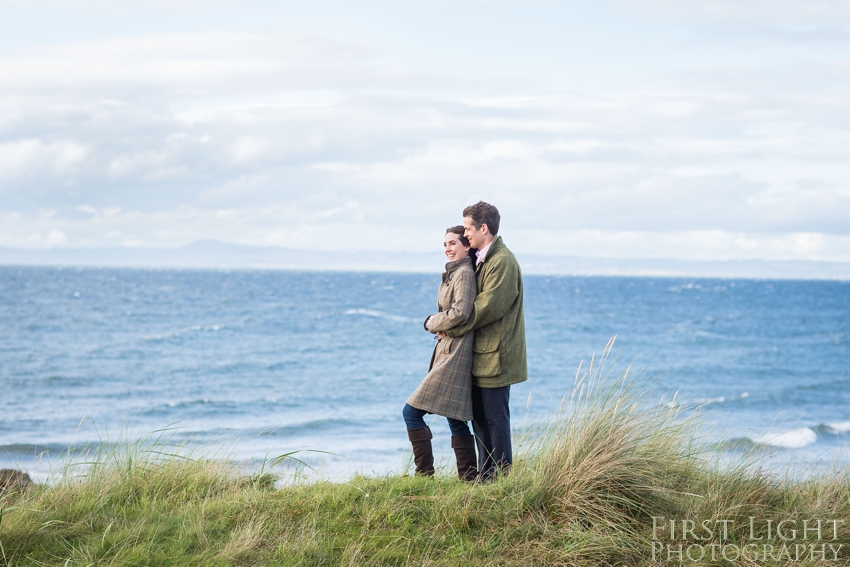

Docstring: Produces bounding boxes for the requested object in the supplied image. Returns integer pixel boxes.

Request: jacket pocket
[473,351,500,377]
[473,321,501,353]
[472,321,501,377]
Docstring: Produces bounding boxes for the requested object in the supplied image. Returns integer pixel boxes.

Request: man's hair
[463,201,500,235]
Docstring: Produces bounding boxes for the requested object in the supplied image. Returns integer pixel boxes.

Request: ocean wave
[162,420,343,441]
[663,391,749,409]
[698,391,749,405]
[816,421,850,435]
[266,360,299,371]
[693,330,726,338]
[716,426,820,452]
[668,283,704,293]
[0,442,97,456]
[751,427,818,449]
[163,397,290,410]
[343,308,415,323]
[166,399,212,408]
[143,324,226,342]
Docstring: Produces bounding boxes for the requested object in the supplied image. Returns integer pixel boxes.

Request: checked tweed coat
[445,235,527,389]
[406,257,477,421]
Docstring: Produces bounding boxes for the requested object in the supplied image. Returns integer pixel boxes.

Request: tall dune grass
[2,343,849,566]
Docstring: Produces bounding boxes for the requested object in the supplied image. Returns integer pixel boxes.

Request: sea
[1,266,849,482]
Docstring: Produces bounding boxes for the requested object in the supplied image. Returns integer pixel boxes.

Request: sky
[1,0,849,262]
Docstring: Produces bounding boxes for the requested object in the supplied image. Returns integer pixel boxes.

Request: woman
[403,226,478,480]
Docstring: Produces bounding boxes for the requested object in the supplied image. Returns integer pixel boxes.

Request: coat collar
[443,257,473,283]
[476,235,503,270]
[444,257,473,273]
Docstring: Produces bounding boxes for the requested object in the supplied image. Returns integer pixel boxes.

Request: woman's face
[444,232,470,261]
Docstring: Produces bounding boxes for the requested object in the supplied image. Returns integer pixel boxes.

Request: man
[442,201,527,478]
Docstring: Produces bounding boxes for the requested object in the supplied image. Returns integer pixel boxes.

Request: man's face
[463,216,487,249]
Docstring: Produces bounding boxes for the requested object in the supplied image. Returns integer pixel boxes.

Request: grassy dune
[3,347,849,566]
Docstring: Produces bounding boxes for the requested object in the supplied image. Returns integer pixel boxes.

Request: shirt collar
[475,242,492,266]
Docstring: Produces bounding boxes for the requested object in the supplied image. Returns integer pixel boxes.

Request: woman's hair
[446,225,476,261]
[446,225,470,247]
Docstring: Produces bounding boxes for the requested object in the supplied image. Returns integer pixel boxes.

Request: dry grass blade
[522,338,697,544]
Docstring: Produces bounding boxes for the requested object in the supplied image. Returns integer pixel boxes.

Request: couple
[403,201,527,481]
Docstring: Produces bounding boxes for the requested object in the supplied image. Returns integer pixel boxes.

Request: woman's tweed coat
[406,257,477,421]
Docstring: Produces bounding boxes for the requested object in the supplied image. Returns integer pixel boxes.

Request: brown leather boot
[451,435,478,481]
[407,426,434,476]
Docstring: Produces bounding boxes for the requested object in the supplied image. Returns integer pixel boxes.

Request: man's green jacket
[446,235,527,388]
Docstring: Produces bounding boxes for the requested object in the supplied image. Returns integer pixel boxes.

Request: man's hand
[437,332,447,340]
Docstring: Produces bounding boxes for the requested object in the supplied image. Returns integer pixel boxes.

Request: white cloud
[0,32,378,101]
[613,0,850,26]
[509,228,850,262]
[45,230,68,245]
[0,139,89,178]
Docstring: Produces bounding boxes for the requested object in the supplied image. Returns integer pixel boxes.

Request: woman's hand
[436,332,447,340]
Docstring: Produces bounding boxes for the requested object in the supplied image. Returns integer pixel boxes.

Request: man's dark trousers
[471,384,511,476]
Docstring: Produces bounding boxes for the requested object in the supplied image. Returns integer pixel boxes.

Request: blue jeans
[403,404,471,437]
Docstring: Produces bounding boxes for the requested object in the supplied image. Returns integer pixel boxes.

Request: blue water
[1,266,848,481]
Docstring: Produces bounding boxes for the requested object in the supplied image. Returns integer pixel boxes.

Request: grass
[3,342,849,566]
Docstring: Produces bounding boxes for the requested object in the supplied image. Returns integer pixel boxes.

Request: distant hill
[1,240,849,280]
[0,240,434,272]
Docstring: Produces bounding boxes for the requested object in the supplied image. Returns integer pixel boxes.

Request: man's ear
[480,223,489,235]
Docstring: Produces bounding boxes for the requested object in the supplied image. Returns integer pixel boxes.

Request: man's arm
[426,269,476,333]
[445,256,518,338]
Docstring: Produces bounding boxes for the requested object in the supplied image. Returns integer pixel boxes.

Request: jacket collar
[445,257,472,273]
[476,235,503,269]
[442,256,472,283]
